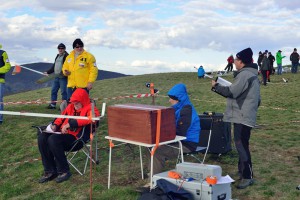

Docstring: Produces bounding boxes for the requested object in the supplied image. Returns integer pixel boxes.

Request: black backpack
[138,179,192,200]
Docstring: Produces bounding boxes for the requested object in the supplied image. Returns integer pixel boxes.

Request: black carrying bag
[198,112,232,154]
[138,179,192,200]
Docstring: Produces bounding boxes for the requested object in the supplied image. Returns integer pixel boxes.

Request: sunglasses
[75,46,83,48]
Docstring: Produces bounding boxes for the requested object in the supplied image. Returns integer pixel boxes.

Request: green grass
[1,71,300,200]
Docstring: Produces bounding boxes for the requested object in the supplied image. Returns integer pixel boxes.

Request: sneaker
[135,183,151,193]
[47,104,56,109]
[237,179,254,189]
[55,171,72,183]
[38,172,58,183]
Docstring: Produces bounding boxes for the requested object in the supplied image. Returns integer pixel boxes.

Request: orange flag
[12,65,21,75]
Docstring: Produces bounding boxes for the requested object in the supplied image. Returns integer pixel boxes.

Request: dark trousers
[261,70,268,85]
[234,123,253,179]
[147,143,191,175]
[225,63,233,72]
[38,132,77,174]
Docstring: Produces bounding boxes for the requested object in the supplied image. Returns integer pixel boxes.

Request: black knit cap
[57,43,66,49]
[236,47,253,64]
[72,38,84,49]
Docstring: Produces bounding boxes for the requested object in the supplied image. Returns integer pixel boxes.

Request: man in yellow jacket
[62,38,98,100]
[0,43,12,124]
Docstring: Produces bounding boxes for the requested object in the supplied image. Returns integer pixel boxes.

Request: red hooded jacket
[53,88,100,139]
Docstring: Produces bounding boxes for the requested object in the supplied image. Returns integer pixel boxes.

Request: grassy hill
[1,71,300,200]
[5,62,129,95]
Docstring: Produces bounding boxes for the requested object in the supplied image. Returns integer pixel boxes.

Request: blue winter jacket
[198,66,205,77]
[167,83,200,144]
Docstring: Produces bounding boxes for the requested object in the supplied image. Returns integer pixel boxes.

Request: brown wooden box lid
[107,103,176,144]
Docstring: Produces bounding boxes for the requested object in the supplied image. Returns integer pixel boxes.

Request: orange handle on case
[206,176,217,185]
[168,171,182,179]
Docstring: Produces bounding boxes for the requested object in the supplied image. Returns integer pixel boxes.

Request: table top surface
[105,135,186,147]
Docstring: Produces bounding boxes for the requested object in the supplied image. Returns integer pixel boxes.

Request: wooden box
[107,103,176,144]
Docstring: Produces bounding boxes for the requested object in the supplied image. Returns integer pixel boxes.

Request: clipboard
[44,124,62,134]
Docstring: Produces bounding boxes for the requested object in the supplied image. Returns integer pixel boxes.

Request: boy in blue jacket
[148,83,200,175]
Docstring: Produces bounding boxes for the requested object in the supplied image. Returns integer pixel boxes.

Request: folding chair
[65,124,99,175]
[66,102,106,175]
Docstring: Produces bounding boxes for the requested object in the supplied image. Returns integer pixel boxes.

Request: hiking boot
[55,171,72,183]
[38,172,58,183]
[47,104,56,109]
[135,182,151,193]
[237,179,254,189]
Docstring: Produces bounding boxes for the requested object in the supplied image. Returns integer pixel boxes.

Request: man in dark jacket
[261,53,270,85]
[268,52,275,75]
[290,48,299,73]
[212,47,260,189]
[257,51,263,71]
[44,43,69,109]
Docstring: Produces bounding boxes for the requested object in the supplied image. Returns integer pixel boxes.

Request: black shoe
[38,172,58,183]
[47,104,56,109]
[237,179,254,189]
[56,172,72,183]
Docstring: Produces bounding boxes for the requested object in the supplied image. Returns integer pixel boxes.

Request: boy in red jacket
[37,88,99,183]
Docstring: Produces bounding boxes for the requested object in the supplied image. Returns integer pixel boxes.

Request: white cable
[201,116,213,164]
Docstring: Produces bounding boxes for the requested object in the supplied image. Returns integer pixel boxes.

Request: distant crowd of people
[256,49,299,85]
[219,49,300,86]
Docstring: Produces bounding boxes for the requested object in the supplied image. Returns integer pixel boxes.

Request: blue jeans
[67,87,89,101]
[277,63,282,75]
[291,63,299,73]
[51,77,67,106]
[0,83,4,122]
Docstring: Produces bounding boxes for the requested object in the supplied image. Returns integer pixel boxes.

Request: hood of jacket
[70,88,91,107]
[167,83,191,111]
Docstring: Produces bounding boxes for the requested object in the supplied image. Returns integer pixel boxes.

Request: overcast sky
[1,0,300,75]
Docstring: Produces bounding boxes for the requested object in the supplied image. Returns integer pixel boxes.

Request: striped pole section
[0,103,106,121]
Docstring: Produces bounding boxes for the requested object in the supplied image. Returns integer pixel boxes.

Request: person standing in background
[62,38,98,100]
[261,52,270,85]
[224,55,234,72]
[290,48,299,73]
[257,51,263,71]
[268,52,275,75]
[44,43,69,110]
[0,43,12,124]
[276,50,285,75]
[212,47,260,189]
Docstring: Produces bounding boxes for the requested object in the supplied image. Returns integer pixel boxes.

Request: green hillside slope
[1,72,299,199]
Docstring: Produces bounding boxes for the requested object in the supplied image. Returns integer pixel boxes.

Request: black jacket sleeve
[176,105,192,137]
